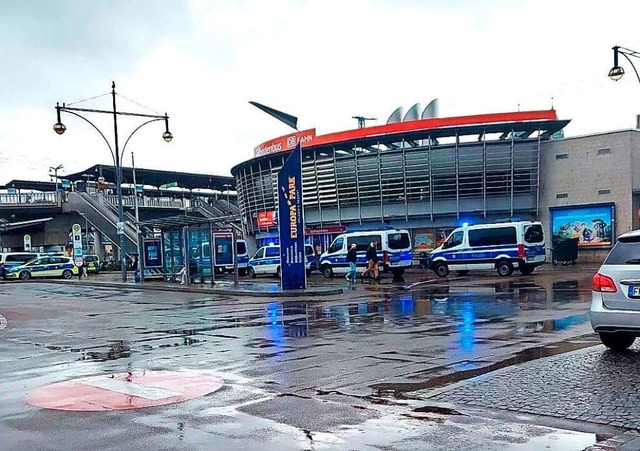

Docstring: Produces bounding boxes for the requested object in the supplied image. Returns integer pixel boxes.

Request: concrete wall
[540,130,639,262]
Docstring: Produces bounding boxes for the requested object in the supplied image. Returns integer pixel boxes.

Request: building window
[597,147,611,155]
[555,153,568,160]
[598,189,611,195]
[556,193,568,199]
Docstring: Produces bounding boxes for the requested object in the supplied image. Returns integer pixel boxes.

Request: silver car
[591,230,640,350]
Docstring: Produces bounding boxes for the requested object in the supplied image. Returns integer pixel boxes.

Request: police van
[248,244,315,278]
[319,229,413,278]
[428,221,545,277]
[4,255,78,280]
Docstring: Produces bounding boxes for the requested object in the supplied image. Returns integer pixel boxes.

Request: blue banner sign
[277,143,306,290]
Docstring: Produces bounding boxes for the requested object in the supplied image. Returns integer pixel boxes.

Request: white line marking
[81,378,182,400]
[0,314,7,331]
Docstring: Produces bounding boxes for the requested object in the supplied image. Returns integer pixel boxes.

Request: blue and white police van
[248,244,316,278]
[428,221,546,277]
[319,229,413,278]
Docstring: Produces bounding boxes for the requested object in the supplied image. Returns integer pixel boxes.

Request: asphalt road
[0,267,627,450]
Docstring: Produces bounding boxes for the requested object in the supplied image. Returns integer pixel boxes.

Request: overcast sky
[1,0,640,185]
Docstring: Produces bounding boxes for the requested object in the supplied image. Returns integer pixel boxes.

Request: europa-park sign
[254,129,316,157]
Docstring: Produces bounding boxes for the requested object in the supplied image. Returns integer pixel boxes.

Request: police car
[3,256,79,280]
[248,244,315,278]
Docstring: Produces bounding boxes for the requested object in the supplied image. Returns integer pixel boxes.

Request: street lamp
[609,45,640,83]
[49,164,63,193]
[53,81,172,282]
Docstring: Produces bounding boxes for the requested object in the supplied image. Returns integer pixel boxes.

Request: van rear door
[523,223,545,262]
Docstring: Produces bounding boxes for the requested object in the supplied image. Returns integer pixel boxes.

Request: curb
[41,279,345,298]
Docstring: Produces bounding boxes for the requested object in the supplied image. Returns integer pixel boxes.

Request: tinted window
[329,237,344,254]
[252,248,264,259]
[305,245,314,256]
[604,242,640,265]
[52,257,69,264]
[388,232,410,250]
[444,231,464,249]
[85,256,99,262]
[6,254,36,263]
[265,247,279,257]
[524,225,544,243]
[468,227,517,247]
[237,242,247,255]
[346,235,382,252]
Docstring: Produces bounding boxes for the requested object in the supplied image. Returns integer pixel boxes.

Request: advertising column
[277,143,306,290]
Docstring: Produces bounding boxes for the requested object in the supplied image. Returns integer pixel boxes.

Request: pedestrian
[345,243,358,285]
[81,257,88,279]
[77,259,84,280]
[314,243,322,273]
[177,265,188,285]
[362,241,379,282]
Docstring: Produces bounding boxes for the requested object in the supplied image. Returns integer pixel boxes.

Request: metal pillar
[111,83,126,282]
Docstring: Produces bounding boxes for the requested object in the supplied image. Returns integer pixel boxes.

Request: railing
[0,192,59,206]
[103,194,191,209]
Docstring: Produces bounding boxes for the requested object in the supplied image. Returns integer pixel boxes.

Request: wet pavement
[0,265,633,450]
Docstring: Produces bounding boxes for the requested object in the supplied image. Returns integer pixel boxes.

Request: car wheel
[239,268,247,277]
[496,261,513,277]
[599,332,635,351]
[19,271,31,281]
[434,263,449,278]
[62,270,73,279]
[455,270,470,276]
[520,265,535,276]
[391,268,405,277]
[322,265,334,279]
[248,267,257,278]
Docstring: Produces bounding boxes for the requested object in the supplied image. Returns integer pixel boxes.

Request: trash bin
[552,237,579,266]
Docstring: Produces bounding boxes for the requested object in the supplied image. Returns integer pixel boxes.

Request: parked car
[591,230,640,350]
[3,256,79,280]
[248,244,315,278]
[428,221,546,277]
[319,229,413,278]
[84,255,101,274]
[0,252,40,277]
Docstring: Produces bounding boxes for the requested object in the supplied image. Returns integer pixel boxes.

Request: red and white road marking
[26,370,224,411]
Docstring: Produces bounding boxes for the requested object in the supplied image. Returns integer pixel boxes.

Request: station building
[232,105,640,262]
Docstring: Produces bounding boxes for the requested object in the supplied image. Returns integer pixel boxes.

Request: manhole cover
[27,370,224,411]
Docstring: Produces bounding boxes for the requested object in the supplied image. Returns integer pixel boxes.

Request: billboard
[257,210,276,228]
[254,128,316,157]
[143,238,163,268]
[277,143,306,290]
[550,203,615,247]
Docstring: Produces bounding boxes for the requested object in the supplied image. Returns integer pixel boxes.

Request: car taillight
[383,251,389,264]
[517,244,525,260]
[593,273,617,293]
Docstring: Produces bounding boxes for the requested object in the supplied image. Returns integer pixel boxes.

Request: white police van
[319,229,413,278]
[428,221,546,277]
[248,244,316,278]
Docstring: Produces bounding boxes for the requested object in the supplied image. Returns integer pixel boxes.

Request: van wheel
[322,265,334,279]
[434,263,449,278]
[599,332,635,351]
[19,271,31,281]
[62,270,73,279]
[391,268,405,277]
[496,261,513,277]
[248,267,257,278]
[456,270,470,276]
[520,265,534,276]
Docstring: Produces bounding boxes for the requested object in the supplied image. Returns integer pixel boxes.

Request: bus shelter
[137,215,240,286]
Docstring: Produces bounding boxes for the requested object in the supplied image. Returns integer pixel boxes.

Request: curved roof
[231,110,570,175]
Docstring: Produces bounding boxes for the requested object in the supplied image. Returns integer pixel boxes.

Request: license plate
[628,286,640,298]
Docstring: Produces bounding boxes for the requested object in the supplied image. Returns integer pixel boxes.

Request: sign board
[160,182,178,189]
[254,128,316,157]
[257,211,276,228]
[61,179,71,189]
[23,234,31,252]
[305,226,346,236]
[277,143,306,290]
[116,221,125,235]
[71,223,83,266]
[212,233,234,266]
[7,187,16,194]
[136,185,144,193]
[142,238,163,268]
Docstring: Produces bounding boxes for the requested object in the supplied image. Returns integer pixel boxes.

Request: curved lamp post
[54,81,172,282]
[609,45,640,83]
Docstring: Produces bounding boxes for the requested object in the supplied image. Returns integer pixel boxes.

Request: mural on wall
[550,204,614,247]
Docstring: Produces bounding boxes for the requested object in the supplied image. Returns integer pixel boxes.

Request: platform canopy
[61,165,235,192]
[0,180,57,192]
